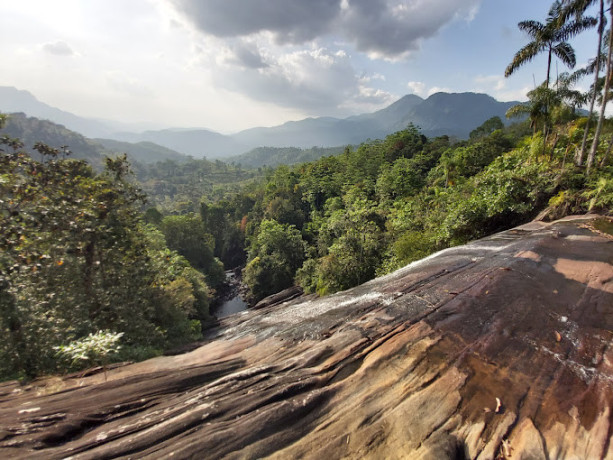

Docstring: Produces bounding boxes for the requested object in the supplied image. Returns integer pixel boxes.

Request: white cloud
[41,40,76,56]
[407,81,452,98]
[427,86,452,96]
[407,81,427,97]
[473,75,528,101]
[474,75,506,91]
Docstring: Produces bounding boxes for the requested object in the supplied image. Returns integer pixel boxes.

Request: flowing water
[215,295,248,318]
[212,270,248,318]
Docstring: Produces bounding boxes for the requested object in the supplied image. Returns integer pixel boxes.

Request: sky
[0,0,602,133]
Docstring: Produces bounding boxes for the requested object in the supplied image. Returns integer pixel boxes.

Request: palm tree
[506,84,562,135]
[556,72,589,110]
[588,5,613,173]
[505,1,596,88]
[559,0,606,166]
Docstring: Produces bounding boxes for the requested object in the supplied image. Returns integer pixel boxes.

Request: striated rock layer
[1,215,613,459]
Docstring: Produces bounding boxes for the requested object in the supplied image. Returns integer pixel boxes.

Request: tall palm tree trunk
[588,6,613,174]
[546,47,553,88]
[577,0,604,166]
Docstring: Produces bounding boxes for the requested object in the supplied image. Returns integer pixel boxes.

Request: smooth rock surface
[1,215,612,459]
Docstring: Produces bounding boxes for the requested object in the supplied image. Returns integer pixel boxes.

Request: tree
[560,0,606,165]
[506,83,562,136]
[160,214,225,288]
[505,1,596,87]
[588,4,613,173]
[0,117,213,379]
[243,219,305,303]
[297,190,385,295]
[469,116,504,140]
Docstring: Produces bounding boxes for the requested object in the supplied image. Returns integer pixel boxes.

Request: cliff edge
[1,215,612,459]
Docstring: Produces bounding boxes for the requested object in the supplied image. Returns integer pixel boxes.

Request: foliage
[0,117,213,379]
[135,157,263,213]
[470,116,504,139]
[230,145,345,168]
[243,219,305,302]
[55,330,123,379]
[160,214,225,288]
[237,117,613,302]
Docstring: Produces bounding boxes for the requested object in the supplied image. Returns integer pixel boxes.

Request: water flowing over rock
[1,215,612,459]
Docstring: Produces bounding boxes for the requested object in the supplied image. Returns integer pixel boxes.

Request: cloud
[407,81,451,98]
[168,0,482,59]
[474,75,506,91]
[226,40,269,69]
[407,81,427,97]
[339,0,481,59]
[166,0,482,116]
[168,0,340,44]
[208,45,393,114]
[106,71,154,97]
[473,74,527,101]
[41,40,76,56]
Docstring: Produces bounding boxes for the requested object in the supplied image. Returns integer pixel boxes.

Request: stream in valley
[211,270,248,318]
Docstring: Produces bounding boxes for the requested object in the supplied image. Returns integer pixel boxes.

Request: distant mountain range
[2,113,188,166]
[1,86,521,161]
[0,87,165,139]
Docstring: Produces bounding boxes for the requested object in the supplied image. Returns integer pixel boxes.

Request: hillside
[2,87,520,159]
[228,145,345,168]
[1,113,188,166]
[112,128,248,159]
[229,92,517,152]
[2,112,105,166]
[95,138,188,164]
[1,216,611,459]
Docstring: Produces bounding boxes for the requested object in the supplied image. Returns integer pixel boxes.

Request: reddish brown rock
[1,215,612,459]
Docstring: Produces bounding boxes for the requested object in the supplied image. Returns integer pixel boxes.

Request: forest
[1,0,613,380]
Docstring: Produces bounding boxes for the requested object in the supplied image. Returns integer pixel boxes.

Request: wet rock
[252,286,304,310]
[1,215,612,459]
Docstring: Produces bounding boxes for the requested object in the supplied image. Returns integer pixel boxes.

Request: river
[211,270,248,318]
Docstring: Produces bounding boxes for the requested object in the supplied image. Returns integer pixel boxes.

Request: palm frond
[518,20,545,37]
[557,0,595,25]
[557,16,598,41]
[553,41,577,68]
[506,104,531,119]
[505,41,546,77]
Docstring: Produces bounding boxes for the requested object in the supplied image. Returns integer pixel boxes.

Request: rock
[252,285,304,310]
[1,215,612,459]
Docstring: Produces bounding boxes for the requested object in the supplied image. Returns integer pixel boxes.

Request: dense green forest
[0,115,215,379]
[2,0,613,380]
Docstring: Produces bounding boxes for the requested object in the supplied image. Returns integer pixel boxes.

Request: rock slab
[1,216,612,459]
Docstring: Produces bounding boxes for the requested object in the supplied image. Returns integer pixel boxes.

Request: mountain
[112,128,247,159]
[95,138,189,164]
[2,113,187,166]
[396,92,519,137]
[1,216,611,458]
[2,86,521,160]
[2,112,106,165]
[231,92,517,151]
[0,86,165,138]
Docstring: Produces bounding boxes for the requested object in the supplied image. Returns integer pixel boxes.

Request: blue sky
[0,0,601,133]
